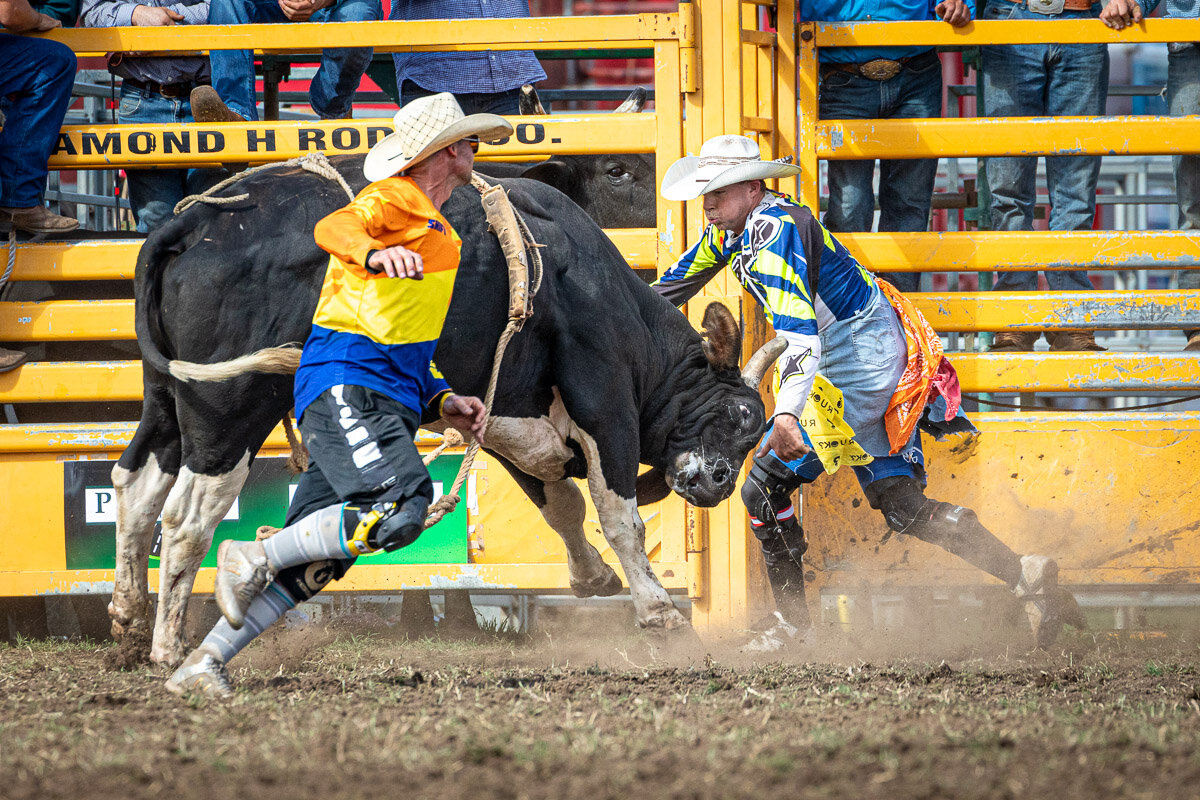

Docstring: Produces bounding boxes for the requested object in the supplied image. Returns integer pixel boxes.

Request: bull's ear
[701,302,741,371]
[614,87,648,113]
[521,161,582,201]
[519,84,547,115]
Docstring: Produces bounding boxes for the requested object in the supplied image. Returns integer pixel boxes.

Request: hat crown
[387,93,467,164]
[697,134,763,169]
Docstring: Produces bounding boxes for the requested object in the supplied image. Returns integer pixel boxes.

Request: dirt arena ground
[2,605,1199,800]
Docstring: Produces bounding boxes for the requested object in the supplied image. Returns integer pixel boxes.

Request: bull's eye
[605,163,632,184]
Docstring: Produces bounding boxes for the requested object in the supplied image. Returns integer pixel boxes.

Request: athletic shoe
[214,539,271,629]
[1014,554,1062,648]
[165,645,233,698]
[739,611,802,654]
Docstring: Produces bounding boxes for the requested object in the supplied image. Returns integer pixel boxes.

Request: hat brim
[364,113,515,182]
[660,156,802,201]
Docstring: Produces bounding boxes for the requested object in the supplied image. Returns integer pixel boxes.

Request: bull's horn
[741,336,788,388]
[614,87,648,114]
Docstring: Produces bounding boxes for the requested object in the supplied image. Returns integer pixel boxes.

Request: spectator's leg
[876,51,942,293]
[980,27,1048,350]
[0,36,76,212]
[117,86,191,233]
[818,71,882,233]
[397,79,437,109]
[1169,44,1200,349]
[207,0,284,121]
[1041,36,1108,351]
[310,0,383,119]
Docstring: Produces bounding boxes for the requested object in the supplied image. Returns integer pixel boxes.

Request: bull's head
[661,303,786,507]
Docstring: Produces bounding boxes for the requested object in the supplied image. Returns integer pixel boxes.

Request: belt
[819,51,932,82]
[122,77,207,100]
[997,0,1096,12]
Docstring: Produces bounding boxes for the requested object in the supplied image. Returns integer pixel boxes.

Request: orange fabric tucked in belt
[877,279,963,455]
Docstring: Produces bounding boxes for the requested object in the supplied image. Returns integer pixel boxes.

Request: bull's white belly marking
[485,388,576,482]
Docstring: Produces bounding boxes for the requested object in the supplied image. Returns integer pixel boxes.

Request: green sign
[63,456,468,569]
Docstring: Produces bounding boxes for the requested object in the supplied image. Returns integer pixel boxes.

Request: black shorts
[286,384,433,524]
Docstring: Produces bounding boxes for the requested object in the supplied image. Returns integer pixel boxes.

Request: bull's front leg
[151,455,250,667]
[572,428,689,632]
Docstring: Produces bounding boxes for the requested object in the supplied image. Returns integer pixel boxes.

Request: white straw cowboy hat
[363,92,514,181]
[660,134,802,201]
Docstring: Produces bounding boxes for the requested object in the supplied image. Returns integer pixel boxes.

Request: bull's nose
[711,462,732,486]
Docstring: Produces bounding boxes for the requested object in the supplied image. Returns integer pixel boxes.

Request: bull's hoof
[570,569,624,599]
[103,625,152,670]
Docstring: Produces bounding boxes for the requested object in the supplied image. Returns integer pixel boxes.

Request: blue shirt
[1135,0,1200,16]
[801,0,975,64]
[390,0,547,95]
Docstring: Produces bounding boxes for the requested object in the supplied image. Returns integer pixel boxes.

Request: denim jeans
[398,80,521,115]
[118,85,220,233]
[1168,43,1200,335]
[818,49,943,293]
[981,0,1108,292]
[208,0,382,121]
[0,35,76,208]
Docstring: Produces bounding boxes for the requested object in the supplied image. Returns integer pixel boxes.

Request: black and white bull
[110,160,782,667]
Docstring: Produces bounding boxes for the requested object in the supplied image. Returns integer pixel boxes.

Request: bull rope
[421,173,543,528]
[173,152,356,215]
[2,231,14,296]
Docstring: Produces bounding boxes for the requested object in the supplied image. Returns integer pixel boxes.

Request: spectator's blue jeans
[117,85,218,233]
[1168,43,1200,336]
[0,34,76,209]
[981,1,1108,292]
[399,80,521,115]
[208,0,382,121]
[818,49,943,293]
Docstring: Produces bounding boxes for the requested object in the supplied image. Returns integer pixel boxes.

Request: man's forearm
[1,0,45,30]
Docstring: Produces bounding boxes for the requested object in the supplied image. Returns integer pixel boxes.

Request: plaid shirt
[390,0,546,95]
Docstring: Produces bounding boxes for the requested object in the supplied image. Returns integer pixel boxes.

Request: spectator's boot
[0,348,27,373]
[1046,331,1106,352]
[165,643,234,698]
[189,87,249,174]
[189,85,245,123]
[1185,331,1200,352]
[988,331,1038,352]
[0,205,79,235]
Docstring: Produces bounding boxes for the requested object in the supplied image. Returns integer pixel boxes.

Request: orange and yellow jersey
[293,176,460,419]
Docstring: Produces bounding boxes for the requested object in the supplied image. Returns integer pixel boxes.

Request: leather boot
[989,331,1038,352]
[1185,331,1200,352]
[0,347,28,373]
[1046,331,1106,351]
[189,87,249,173]
[0,205,79,235]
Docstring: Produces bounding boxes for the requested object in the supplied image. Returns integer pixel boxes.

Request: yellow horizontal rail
[3,354,1197,403]
[912,291,1200,332]
[50,114,655,169]
[7,231,657,280]
[10,290,1196,342]
[816,116,1200,160]
[5,411,1199,454]
[838,230,1200,272]
[0,562,691,596]
[0,299,134,341]
[814,18,1200,48]
[41,15,678,56]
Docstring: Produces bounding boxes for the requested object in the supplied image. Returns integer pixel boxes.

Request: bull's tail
[167,345,302,383]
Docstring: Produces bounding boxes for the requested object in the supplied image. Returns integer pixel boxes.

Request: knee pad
[345,497,426,555]
[742,463,806,566]
[867,475,976,544]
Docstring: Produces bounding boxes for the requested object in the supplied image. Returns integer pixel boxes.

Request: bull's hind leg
[151,453,250,667]
[110,382,181,661]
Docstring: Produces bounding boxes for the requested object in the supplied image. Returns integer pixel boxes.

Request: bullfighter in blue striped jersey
[654,135,1085,652]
